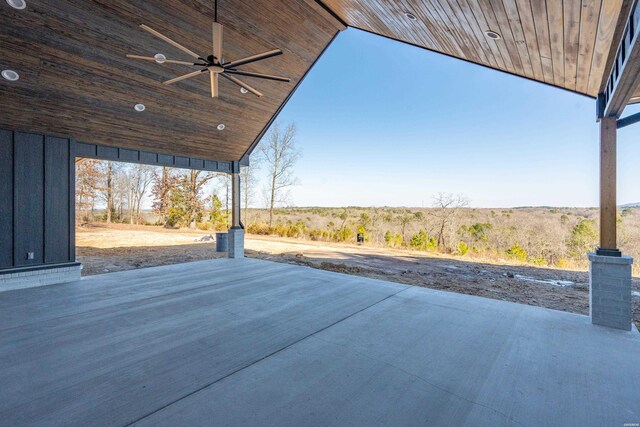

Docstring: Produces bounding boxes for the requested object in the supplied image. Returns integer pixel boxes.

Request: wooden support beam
[598,117,620,255]
[599,0,640,118]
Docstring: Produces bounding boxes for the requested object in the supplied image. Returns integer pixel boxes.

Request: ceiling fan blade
[163,69,206,85]
[223,49,282,69]
[140,24,201,59]
[126,54,196,66]
[225,69,290,82]
[210,69,219,98]
[221,73,263,97]
[213,22,223,64]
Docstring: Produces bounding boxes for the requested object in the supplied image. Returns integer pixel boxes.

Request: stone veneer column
[227,227,244,259]
[589,253,633,330]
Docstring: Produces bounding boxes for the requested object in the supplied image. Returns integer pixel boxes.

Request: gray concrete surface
[0,258,638,426]
[589,253,633,330]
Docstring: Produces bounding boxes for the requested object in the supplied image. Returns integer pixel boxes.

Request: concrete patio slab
[0,258,638,426]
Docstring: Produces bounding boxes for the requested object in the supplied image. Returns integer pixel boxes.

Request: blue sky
[260,28,640,208]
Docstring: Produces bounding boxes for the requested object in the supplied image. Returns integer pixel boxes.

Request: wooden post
[231,172,241,228]
[599,117,618,253]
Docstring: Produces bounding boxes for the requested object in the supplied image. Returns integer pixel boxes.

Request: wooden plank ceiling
[1,1,632,163]
[0,0,342,161]
[321,0,626,97]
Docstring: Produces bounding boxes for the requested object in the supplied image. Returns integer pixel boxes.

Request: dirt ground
[76,223,640,328]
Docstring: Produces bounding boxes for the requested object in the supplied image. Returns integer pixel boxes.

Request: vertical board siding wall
[0,129,75,271]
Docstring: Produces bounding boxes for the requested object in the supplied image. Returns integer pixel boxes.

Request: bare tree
[151,166,177,225]
[75,158,104,222]
[211,173,231,226]
[396,210,415,244]
[124,164,155,224]
[112,171,130,222]
[105,162,113,223]
[258,122,301,227]
[184,170,215,228]
[430,192,469,250]
[97,161,120,223]
[240,153,260,224]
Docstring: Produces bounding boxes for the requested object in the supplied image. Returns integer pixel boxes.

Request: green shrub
[567,219,597,257]
[530,256,546,266]
[335,226,353,242]
[466,223,492,242]
[425,237,437,252]
[246,222,271,235]
[356,225,369,242]
[410,230,428,250]
[457,241,469,256]
[196,221,212,231]
[273,224,289,237]
[384,230,393,246]
[506,242,527,262]
[308,228,325,241]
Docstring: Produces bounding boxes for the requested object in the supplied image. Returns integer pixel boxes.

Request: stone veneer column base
[589,253,633,331]
[0,263,82,292]
[228,227,245,259]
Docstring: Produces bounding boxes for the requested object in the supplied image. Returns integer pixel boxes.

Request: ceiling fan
[126,0,290,98]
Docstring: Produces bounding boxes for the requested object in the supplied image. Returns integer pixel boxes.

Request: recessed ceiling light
[404,11,417,21]
[134,103,146,112]
[1,69,19,81]
[484,30,501,40]
[154,53,166,64]
[240,87,248,94]
[217,124,225,131]
[6,0,26,10]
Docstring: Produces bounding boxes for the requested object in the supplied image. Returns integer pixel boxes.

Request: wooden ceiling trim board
[513,0,545,81]
[589,0,626,94]
[488,0,530,77]
[416,0,468,57]
[474,0,517,72]
[563,0,583,90]
[409,1,460,54]
[462,0,508,69]
[546,0,566,86]
[529,0,556,83]
[428,0,483,62]
[438,0,491,64]
[402,5,448,52]
[576,0,602,94]
[501,0,536,78]
[313,0,349,27]
[384,0,442,51]
[328,1,387,34]
[452,0,501,68]
[304,0,349,30]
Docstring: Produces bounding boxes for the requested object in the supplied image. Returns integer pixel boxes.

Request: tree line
[75,121,301,230]
[244,203,640,275]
